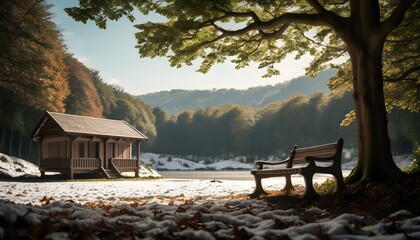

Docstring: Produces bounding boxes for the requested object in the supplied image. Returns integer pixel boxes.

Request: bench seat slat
[296,143,337,152]
[251,168,301,175]
[293,151,336,164]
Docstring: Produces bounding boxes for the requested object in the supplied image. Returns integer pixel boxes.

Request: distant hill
[138,69,336,114]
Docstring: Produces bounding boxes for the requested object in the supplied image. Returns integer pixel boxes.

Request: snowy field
[1,152,419,239]
[0,174,349,206]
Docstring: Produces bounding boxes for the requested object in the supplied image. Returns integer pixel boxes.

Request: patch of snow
[141,153,208,170]
[393,154,413,169]
[389,210,413,218]
[208,159,253,170]
[0,153,40,178]
[121,165,161,178]
[306,206,328,215]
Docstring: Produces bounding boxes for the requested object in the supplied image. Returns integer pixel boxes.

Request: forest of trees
[150,92,419,160]
[0,0,156,161]
[0,0,419,164]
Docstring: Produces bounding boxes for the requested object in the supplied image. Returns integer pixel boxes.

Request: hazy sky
[49,1,312,95]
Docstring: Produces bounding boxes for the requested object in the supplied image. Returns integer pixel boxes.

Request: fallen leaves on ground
[0,172,419,239]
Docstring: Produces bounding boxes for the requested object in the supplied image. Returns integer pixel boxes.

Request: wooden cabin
[31,111,148,179]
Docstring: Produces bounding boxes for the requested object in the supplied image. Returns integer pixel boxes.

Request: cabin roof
[32,111,148,140]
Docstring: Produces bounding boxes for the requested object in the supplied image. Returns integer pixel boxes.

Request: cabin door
[106,143,115,169]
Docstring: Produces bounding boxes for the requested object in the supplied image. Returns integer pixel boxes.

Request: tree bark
[341,0,405,183]
[346,48,404,183]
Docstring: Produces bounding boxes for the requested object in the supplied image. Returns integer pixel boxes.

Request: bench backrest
[288,138,343,166]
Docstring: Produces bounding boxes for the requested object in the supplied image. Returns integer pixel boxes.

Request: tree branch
[295,25,345,51]
[183,12,328,53]
[214,4,261,23]
[305,0,328,14]
[260,23,290,40]
[384,66,420,83]
[385,35,420,43]
[391,54,420,64]
[325,0,349,5]
[380,0,417,37]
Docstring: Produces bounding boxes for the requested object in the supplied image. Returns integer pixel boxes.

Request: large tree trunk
[343,1,404,184]
[346,48,404,183]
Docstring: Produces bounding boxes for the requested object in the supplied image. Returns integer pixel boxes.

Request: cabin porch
[39,136,141,179]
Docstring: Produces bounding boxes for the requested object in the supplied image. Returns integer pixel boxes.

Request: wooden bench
[250,138,346,200]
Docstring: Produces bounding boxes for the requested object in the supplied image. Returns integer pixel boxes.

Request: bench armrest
[255,159,289,170]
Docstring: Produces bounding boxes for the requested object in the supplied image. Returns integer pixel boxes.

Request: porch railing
[41,158,134,171]
[72,158,101,169]
[111,158,138,169]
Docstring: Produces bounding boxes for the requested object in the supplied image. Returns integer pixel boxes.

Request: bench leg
[283,174,295,192]
[302,173,320,200]
[333,171,346,192]
[250,175,268,198]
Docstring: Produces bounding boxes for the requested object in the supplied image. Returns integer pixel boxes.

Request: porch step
[104,169,119,179]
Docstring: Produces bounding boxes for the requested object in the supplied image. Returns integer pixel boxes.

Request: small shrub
[404,147,420,174]
[314,178,337,196]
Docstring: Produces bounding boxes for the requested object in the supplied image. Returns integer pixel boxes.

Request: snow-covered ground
[0,152,414,206]
[0,152,418,239]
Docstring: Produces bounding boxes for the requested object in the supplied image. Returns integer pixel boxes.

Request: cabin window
[78,142,87,158]
[88,142,100,158]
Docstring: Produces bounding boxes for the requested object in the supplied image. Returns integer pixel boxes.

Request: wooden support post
[39,139,43,174]
[69,136,75,180]
[101,138,107,169]
[135,140,140,177]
